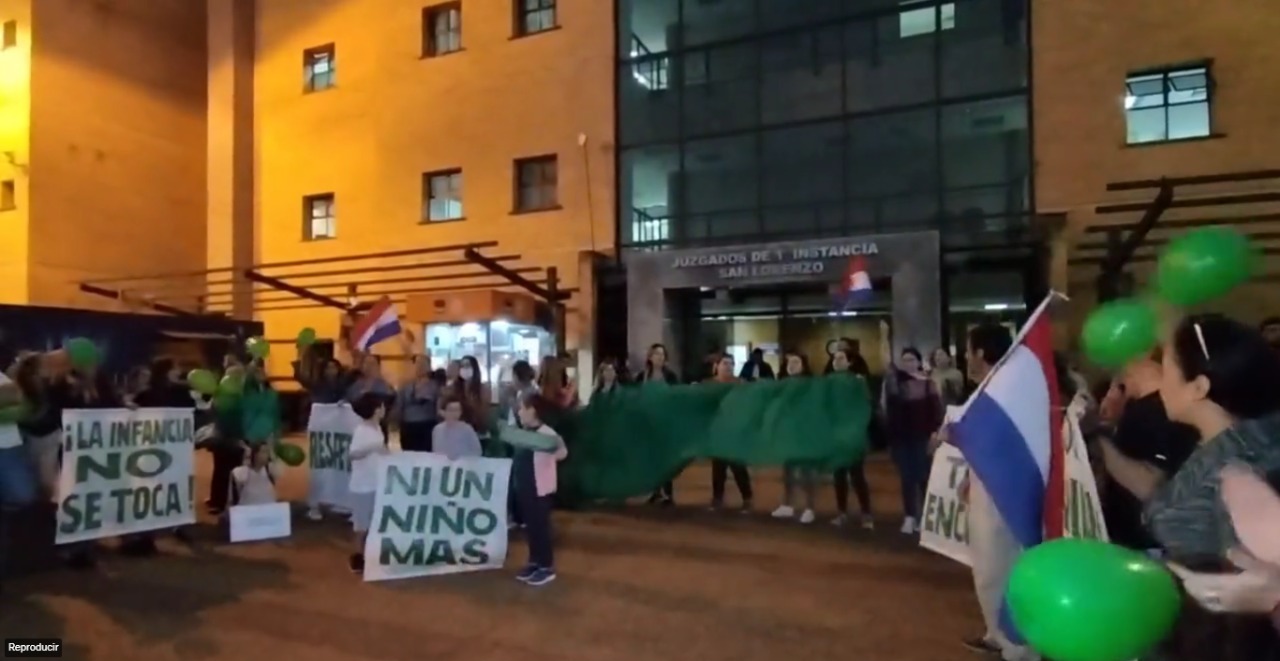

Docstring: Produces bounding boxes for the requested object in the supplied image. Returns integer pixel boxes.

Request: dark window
[303,44,336,92]
[424,169,464,222]
[1,20,16,49]
[423,3,462,56]
[514,0,556,37]
[1124,65,1212,145]
[513,156,558,212]
[0,180,14,211]
[303,194,336,240]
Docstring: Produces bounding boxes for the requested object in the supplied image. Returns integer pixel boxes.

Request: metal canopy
[1075,169,1280,300]
[79,241,577,320]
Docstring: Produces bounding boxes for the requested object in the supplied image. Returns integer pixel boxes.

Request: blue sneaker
[515,564,539,582]
[525,567,557,586]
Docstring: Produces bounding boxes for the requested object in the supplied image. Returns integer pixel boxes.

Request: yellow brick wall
[0,0,31,304]
[251,0,615,367]
[1034,0,1280,338]
[26,0,208,310]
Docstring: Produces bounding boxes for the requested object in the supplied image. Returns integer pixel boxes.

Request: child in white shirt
[347,392,389,574]
[230,443,280,506]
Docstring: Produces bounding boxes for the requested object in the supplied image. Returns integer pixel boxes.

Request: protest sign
[56,408,196,544]
[229,502,293,543]
[363,452,512,582]
[307,403,359,511]
[920,400,1108,566]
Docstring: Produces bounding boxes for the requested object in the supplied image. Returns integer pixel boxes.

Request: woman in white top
[347,392,390,574]
[230,443,281,506]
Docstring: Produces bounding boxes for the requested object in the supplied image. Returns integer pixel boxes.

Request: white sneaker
[830,514,848,527]
[900,517,918,534]
[771,505,795,519]
[799,509,816,524]
[860,515,876,530]
[306,507,323,521]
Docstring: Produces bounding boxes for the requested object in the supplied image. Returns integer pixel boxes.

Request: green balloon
[245,336,271,359]
[212,391,239,411]
[1008,539,1180,661]
[296,327,317,347]
[65,337,99,371]
[219,372,245,396]
[1081,299,1158,368]
[1156,227,1257,306]
[275,443,305,467]
[187,369,219,396]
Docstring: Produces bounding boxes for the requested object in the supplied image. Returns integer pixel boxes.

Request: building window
[424,169,463,222]
[514,155,558,212]
[631,210,668,244]
[1124,65,1212,145]
[630,36,669,91]
[423,3,462,56]
[303,44,336,92]
[303,194,336,240]
[1,20,16,49]
[899,0,955,38]
[514,0,556,37]
[0,180,14,211]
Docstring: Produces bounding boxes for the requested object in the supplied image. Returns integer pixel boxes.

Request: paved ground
[3,449,983,661]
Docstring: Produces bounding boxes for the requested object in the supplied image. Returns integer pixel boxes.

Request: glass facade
[617,0,1031,251]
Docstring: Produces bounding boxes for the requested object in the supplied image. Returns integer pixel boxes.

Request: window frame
[1123,62,1214,146]
[513,0,557,38]
[0,180,15,211]
[303,44,336,93]
[302,193,337,241]
[423,168,465,223]
[1,20,16,50]
[422,2,463,57]
[512,155,559,213]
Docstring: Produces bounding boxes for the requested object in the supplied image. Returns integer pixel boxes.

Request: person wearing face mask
[1100,314,1280,661]
[448,355,491,436]
[881,347,942,535]
[771,352,819,524]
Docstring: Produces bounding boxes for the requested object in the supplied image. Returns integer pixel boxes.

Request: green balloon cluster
[1007,539,1181,661]
[187,369,218,396]
[1081,226,1257,367]
[296,327,317,347]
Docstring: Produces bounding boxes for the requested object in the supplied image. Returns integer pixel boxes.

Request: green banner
[497,373,871,501]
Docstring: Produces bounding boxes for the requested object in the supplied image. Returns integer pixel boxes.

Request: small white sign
[229,502,293,543]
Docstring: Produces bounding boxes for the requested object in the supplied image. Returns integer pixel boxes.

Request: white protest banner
[57,408,196,545]
[363,452,512,582]
[230,502,293,543]
[920,399,1108,566]
[307,403,359,510]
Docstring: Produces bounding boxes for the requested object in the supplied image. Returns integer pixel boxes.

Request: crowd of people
[4,309,1280,656]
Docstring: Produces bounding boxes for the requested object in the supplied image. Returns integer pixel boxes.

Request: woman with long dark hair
[593,358,624,397]
[396,354,439,452]
[882,346,942,535]
[771,352,819,524]
[707,354,753,512]
[1102,314,1280,661]
[637,344,679,506]
[451,354,490,435]
[829,348,875,530]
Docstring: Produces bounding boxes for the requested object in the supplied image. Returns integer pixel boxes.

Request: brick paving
[3,453,983,661]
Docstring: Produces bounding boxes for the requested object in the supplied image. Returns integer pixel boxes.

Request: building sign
[670,242,879,280]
